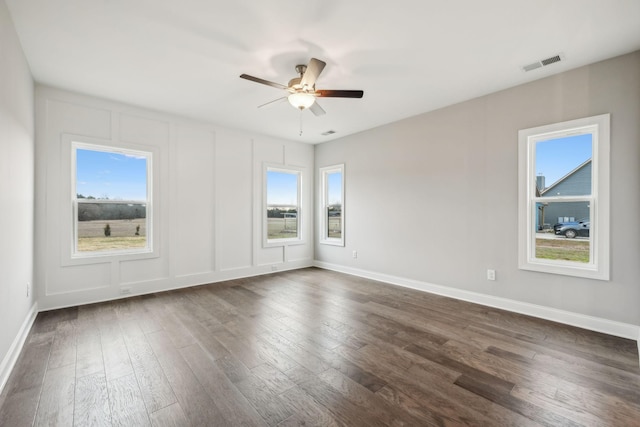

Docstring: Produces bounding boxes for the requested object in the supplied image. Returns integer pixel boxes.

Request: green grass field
[535,237,590,263]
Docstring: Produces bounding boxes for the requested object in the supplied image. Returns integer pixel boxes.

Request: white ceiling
[6,0,640,143]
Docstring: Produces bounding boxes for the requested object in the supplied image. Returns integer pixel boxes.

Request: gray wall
[0,0,36,385]
[315,51,640,327]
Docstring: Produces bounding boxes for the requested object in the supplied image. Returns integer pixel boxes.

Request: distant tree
[104,223,111,237]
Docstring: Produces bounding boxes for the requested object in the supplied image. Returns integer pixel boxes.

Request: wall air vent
[523,53,564,72]
[321,130,336,136]
[541,55,561,66]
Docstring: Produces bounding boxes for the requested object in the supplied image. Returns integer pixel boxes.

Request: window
[320,164,345,246]
[72,142,152,256]
[264,166,302,245]
[518,114,610,280]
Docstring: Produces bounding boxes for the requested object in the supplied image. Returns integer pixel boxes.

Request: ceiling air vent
[523,53,564,72]
[321,130,336,136]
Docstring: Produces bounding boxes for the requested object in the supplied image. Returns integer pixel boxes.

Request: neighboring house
[537,159,592,229]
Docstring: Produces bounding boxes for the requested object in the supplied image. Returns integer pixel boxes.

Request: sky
[78,150,342,205]
[76,148,148,200]
[327,171,342,205]
[535,133,592,187]
[267,170,298,205]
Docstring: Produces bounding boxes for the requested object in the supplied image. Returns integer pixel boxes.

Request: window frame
[319,164,345,246]
[518,114,610,280]
[71,140,154,259]
[263,164,304,247]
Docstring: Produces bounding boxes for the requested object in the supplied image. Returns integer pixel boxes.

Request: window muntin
[320,164,345,246]
[265,167,301,243]
[518,114,609,280]
[72,143,152,256]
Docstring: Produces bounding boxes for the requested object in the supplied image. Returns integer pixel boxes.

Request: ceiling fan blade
[257,96,287,108]
[309,101,326,116]
[316,89,364,98]
[240,74,288,90]
[300,58,326,88]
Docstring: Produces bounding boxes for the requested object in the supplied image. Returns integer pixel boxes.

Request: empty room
[1,1,640,425]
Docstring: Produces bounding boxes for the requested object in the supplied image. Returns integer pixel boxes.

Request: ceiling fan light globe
[288,92,315,110]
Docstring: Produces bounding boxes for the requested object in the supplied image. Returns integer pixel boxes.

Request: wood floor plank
[100,322,134,382]
[234,372,295,426]
[149,403,189,427]
[75,326,105,379]
[180,343,267,426]
[47,320,78,370]
[318,367,429,426]
[73,372,111,427]
[107,373,151,427]
[34,364,75,426]
[0,386,41,427]
[276,385,342,427]
[146,330,229,425]
[4,339,52,395]
[119,320,177,413]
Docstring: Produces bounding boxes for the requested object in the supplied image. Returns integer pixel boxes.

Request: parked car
[553,219,590,238]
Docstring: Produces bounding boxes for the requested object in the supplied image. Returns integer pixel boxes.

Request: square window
[73,143,152,256]
[518,114,610,280]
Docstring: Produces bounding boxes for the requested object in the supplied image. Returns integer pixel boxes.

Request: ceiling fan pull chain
[299,110,304,136]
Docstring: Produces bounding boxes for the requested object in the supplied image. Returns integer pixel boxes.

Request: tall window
[265,166,301,245]
[72,142,152,256]
[320,164,345,246]
[518,114,609,280]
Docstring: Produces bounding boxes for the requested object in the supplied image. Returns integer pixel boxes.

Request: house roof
[541,159,592,196]
[5,0,640,143]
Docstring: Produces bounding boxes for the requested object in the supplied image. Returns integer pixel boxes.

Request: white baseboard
[314,261,640,343]
[0,302,38,394]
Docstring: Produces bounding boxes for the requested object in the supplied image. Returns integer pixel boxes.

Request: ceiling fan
[239,58,364,116]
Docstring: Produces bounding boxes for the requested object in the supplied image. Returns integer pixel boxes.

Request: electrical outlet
[487,269,496,281]
[26,282,30,297]
[271,265,278,271]
[120,287,132,295]
[352,250,358,259]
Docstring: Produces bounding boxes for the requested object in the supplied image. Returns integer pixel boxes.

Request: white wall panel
[47,100,111,140]
[216,130,253,271]
[120,257,169,285]
[47,263,111,294]
[119,113,169,145]
[34,87,314,311]
[174,125,215,276]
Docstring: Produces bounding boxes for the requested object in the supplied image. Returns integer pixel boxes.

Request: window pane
[267,171,298,205]
[76,149,147,201]
[266,170,299,240]
[535,134,592,196]
[74,145,151,256]
[535,201,591,263]
[76,202,147,252]
[267,207,298,239]
[326,171,342,239]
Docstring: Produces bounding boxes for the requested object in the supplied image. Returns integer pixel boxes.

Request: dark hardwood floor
[1,267,639,426]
